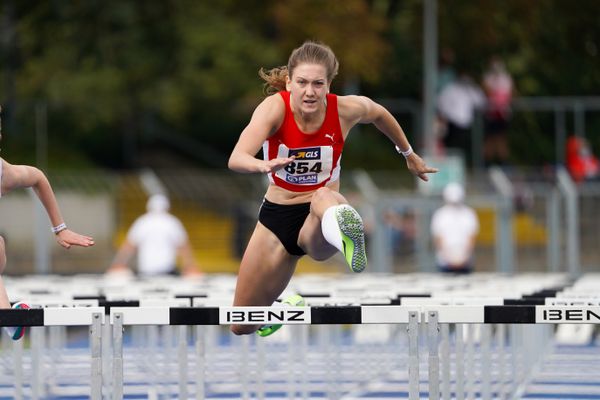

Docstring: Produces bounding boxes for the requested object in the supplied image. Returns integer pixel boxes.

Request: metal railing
[352,165,593,275]
[381,95,600,170]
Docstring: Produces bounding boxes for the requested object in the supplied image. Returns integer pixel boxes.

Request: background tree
[1,0,599,169]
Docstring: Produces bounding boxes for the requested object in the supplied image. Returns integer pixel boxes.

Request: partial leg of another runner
[0,236,30,340]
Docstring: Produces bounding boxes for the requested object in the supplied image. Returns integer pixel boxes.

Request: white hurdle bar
[109,304,600,326]
[106,304,600,400]
[0,306,105,400]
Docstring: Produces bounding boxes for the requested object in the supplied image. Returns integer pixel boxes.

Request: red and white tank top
[262,91,344,192]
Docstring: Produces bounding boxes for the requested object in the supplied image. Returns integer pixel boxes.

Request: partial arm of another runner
[0,159,94,249]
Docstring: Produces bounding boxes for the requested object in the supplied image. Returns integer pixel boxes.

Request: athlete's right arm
[228,95,295,174]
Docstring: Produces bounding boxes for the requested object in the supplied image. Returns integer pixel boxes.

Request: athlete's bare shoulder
[250,92,286,130]
[337,95,372,125]
[256,92,286,115]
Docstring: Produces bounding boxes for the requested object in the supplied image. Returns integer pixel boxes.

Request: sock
[321,205,344,253]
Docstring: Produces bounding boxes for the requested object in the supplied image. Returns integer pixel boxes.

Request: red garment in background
[566,136,600,182]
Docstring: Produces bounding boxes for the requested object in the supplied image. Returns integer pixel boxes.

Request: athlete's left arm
[339,95,438,181]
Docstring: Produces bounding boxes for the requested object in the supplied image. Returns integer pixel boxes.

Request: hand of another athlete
[261,156,295,173]
[405,153,439,182]
[55,229,95,249]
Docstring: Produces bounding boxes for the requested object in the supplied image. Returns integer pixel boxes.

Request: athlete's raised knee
[312,186,335,201]
[311,187,343,212]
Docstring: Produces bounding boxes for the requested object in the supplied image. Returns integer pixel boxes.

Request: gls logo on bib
[290,148,321,160]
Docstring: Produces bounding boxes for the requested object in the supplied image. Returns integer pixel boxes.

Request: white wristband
[395,145,413,158]
[52,223,67,234]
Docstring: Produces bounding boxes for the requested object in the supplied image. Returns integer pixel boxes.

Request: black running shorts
[258,198,311,256]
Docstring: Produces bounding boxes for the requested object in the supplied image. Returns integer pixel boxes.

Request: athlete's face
[287,63,330,115]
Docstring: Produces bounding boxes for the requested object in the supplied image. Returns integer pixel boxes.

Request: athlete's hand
[55,229,95,249]
[260,156,295,173]
[405,153,438,182]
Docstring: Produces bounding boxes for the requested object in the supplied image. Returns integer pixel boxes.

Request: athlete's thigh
[233,223,299,307]
[298,188,349,260]
[297,213,336,260]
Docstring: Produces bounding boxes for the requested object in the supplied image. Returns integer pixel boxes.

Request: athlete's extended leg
[231,223,300,335]
[0,235,30,340]
[298,187,367,272]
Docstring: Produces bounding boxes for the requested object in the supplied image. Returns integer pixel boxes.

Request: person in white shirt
[430,183,479,274]
[107,194,201,277]
[437,72,486,161]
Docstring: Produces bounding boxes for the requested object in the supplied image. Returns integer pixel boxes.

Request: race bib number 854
[275,145,333,185]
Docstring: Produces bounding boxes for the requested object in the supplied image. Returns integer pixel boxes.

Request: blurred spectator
[434,48,457,154]
[430,183,479,274]
[384,208,416,257]
[566,136,600,183]
[482,56,514,166]
[437,71,486,163]
[437,47,456,93]
[107,194,202,277]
